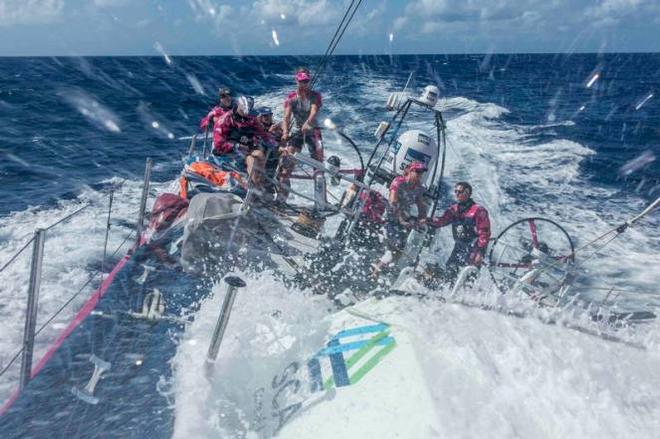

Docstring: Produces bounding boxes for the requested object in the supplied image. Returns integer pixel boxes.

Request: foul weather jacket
[212,111,272,155]
[200,103,233,130]
[429,199,491,257]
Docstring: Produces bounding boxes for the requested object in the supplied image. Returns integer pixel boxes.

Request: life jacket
[213,111,271,154]
[450,200,481,244]
[226,115,257,147]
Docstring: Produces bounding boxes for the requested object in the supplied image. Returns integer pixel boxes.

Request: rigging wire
[0,181,127,275]
[311,0,363,87]
[0,228,135,380]
[0,237,35,275]
[0,206,90,275]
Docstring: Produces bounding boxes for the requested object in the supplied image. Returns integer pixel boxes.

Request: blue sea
[0,54,658,215]
[1,54,659,437]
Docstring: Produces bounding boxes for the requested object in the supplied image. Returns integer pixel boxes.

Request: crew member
[426,181,491,281]
[200,87,234,130]
[281,67,323,161]
[213,96,274,187]
[372,162,428,277]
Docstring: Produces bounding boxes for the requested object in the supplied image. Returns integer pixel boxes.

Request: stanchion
[19,228,46,389]
[135,158,153,245]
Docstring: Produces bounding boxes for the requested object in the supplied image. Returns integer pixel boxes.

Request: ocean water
[1,54,659,437]
[1,54,658,215]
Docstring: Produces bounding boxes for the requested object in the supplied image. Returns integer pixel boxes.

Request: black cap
[219,87,232,97]
[256,106,273,116]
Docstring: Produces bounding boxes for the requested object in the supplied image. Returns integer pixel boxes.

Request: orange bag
[179,161,245,198]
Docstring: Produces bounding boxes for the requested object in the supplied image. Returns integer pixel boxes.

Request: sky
[0,0,659,56]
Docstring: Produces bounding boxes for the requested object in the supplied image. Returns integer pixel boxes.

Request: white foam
[172,281,660,438]
[171,272,332,438]
[3,75,660,436]
[0,178,159,401]
[431,95,659,307]
[169,82,660,434]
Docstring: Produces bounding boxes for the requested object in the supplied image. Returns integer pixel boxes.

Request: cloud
[393,16,408,31]
[188,0,234,25]
[396,0,659,35]
[408,0,450,16]
[585,0,645,26]
[384,0,660,53]
[421,21,441,34]
[400,0,536,26]
[253,0,341,27]
[347,0,388,36]
[93,0,129,7]
[0,0,63,26]
[186,0,353,53]
[587,0,643,18]
[391,1,573,38]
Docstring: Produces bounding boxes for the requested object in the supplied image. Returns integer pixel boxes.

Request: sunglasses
[454,188,468,194]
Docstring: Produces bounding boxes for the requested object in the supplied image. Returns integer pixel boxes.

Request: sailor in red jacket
[371,162,428,278]
[200,87,234,130]
[426,181,491,280]
[212,96,274,187]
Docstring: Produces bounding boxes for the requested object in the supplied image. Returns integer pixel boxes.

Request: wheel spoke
[489,217,576,300]
[528,219,539,249]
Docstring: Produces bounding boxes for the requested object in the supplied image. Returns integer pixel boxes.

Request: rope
[0,349,23,378]
[578,232,621,265]
[0,181,127,275]
[0,229,134,379]
[0,203,93,274]
[34,274,98,338]
[44,204,91,231]
[311,0,363,87]
[0,237,35,275]
[573,226,620,254]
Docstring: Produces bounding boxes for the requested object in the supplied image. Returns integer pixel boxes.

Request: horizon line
[1,51,659,58]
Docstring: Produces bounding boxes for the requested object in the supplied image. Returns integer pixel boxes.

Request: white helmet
[236,95,254,117]
[385,129,438,177]
[419,85,440,107]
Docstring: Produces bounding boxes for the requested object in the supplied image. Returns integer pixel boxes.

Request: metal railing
[0,158,153,391]
[19,229,46,389]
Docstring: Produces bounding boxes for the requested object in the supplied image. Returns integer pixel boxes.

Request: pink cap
[407,161,428,173]
[295,71,311,81]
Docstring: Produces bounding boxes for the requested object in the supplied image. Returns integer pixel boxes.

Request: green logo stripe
[349,340,397,385]
[323,330,394,390]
